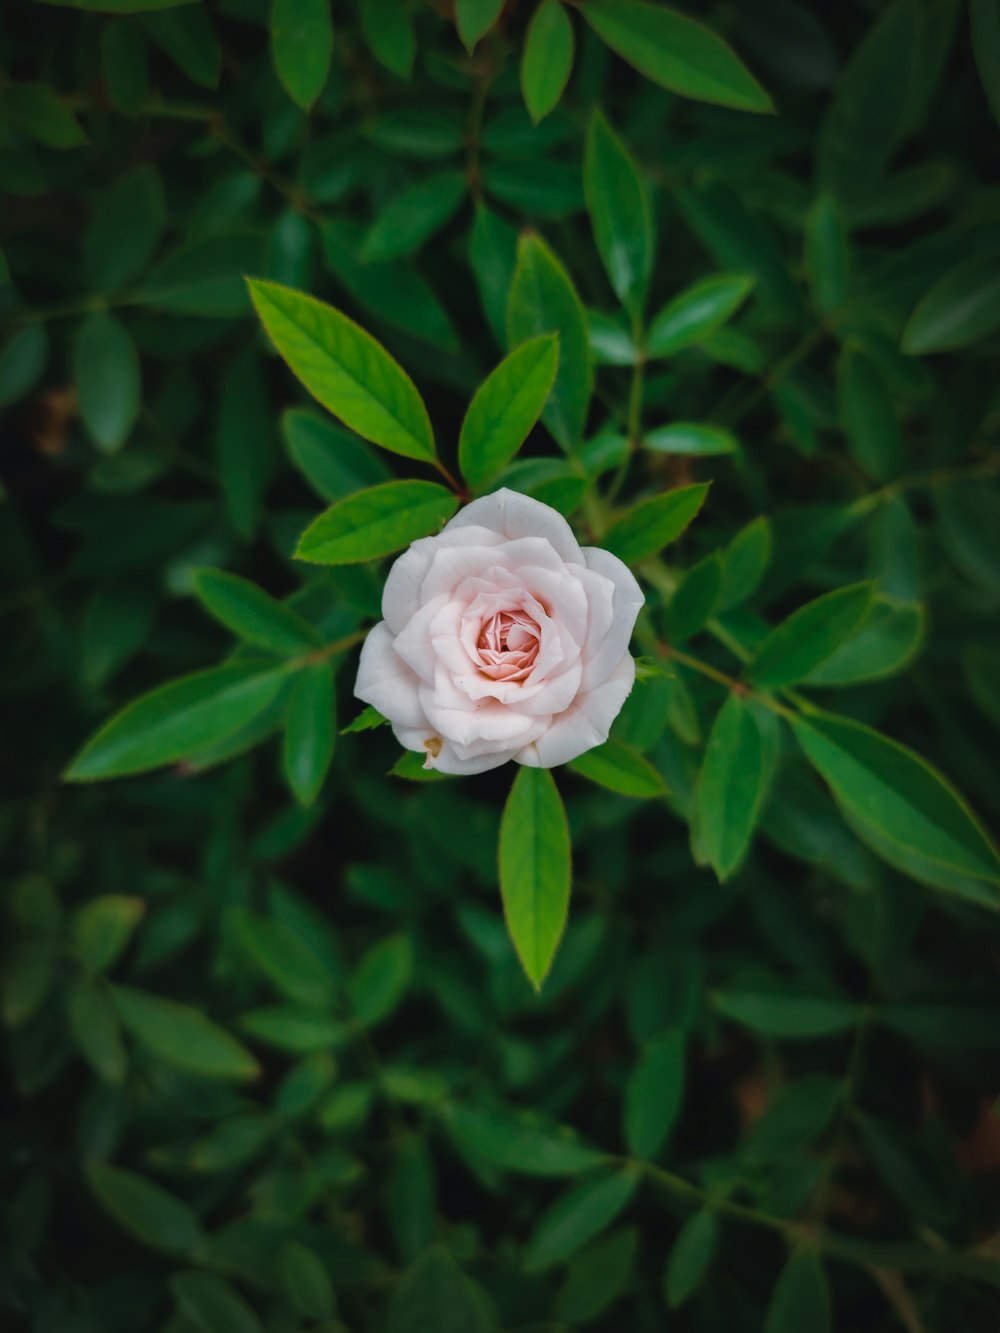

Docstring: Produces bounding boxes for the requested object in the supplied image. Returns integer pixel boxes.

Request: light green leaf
[193,569,319,654]
[361,0,415,79]
[248,280,436,462]
[647,272,755,359]
[456,0,503,52]
[72,312,140,453]
[348,935,414,1026]
[458,334,559,492]
[901,252,1000,354]
[694,696,777,881]
[86,1160,203,1253]
[714,974,861,1037]
[230,908,335,1006]
[507,233,592,452]
[172,1271,262,1333]
[73,895,145,972]
[581,0,773,113]
[790,710,1000,890]
[362,172,467,263]
[113,985,260,1079]
[283,661,336,806]
[342,704,388,734]
[837,344,902,482]
[971,0,1000,128]
[747,582,875,687]
[522,0,575,124]
[295,480,458,565]
[499,766,571,990]
[644,422,738,457]
[664,1209,718,1308]
[602,483,709,565]
[803,601,924,686]
[765,1250,831,1333]
[804,194,849,314]
[623,1031,684,1158]
[523,1168,639,1272]
[271,0,333,110]
[442,1102,607,1177]
[568,738,666,798]
[64,662,289,781]
[584,110,652,316]
[69,978,127,1084]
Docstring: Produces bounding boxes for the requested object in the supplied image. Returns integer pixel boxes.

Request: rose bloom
[354,489,644,775]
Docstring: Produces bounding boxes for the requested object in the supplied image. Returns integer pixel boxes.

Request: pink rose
[355,489,644,775]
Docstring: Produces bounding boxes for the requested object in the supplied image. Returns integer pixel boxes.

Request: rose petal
[516,655,636,767]
[445,488,585,564]
[382,524,503,632]
[578,546,644,689]
[354,622,427,729]
[393,594,452,683]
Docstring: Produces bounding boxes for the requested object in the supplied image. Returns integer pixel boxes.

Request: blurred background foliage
[3,0,1000,1330]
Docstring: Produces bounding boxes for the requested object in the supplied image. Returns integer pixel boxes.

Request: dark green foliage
[3,2,1000,1331]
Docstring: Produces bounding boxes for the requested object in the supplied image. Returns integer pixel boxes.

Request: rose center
[476,609,541,681]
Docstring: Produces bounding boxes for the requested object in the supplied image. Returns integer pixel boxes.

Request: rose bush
[355,489,644,775]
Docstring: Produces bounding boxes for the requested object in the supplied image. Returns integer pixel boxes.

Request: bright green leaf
[522,0,575,124]
[499,766,571,990]
[458,334,559,491]
[295,480,458,565]
[568,738,666,798]
[193,569,319,654]
[602,483,709,565]
[647,272,755,359]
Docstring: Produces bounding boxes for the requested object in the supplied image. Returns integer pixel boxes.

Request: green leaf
[971,0,1000,128]
[901,252,1000,354]
[193,569,319,654]
[644,422,738,458]
[837,344,902,482]
[361,0,415,79]
[803,601,924,686]
[469,203,518,348]
[499,767,572,990]
[362,172,467,263]
[747,582,875,687]
[69,978,127,1084]
[172,1271,262,1333]
[101,20,149,112]
[694,696,777,881]
[458,335,559,492]
[73,895,145,972]
[442,1102,607,1177]
[790,710,1000,890]
[666,553,723,643]
[744,1075,842,1162]
[342,704,388,734]
[216,346,274,541]
[277,1240,336,1321]
[386,1247,490,1333]
[112,985,260,1080]
[719,516,771,610]
[348,934,414,1026]
[623,1031,684,1159]
[2,942,57,1027]
[556,1227,638,1324]
[241,1005,345,1054]
[282,406,390,502]
[283,661,336,806]
[602,483,709,565]
[72,312,140,453]
[714,974,861,1037]
[86,1160,203,1254]
[856,1114,960,1229]
[270,0,333,110]
[507,233,592,452]
[85,166,165,290]
[765,1250,831,1333]
[522,0,575,124]
[523,1168,638,1272]
[664,1209,718,1308]
[568,738,666,798]
[804,195,849,314]
[295,480,458,565]
[230,908,335,1006]
[65,662,289,781]
[248,280,436,462]
[146,6,220,86]
[965,647,1000,729]
[139,233,264,317]
[647,273,755,359]
[4,83,88,148]
[584,110,652,316]
[0,325,48,407]
[456,0,503,52]
[581,0,773,113]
